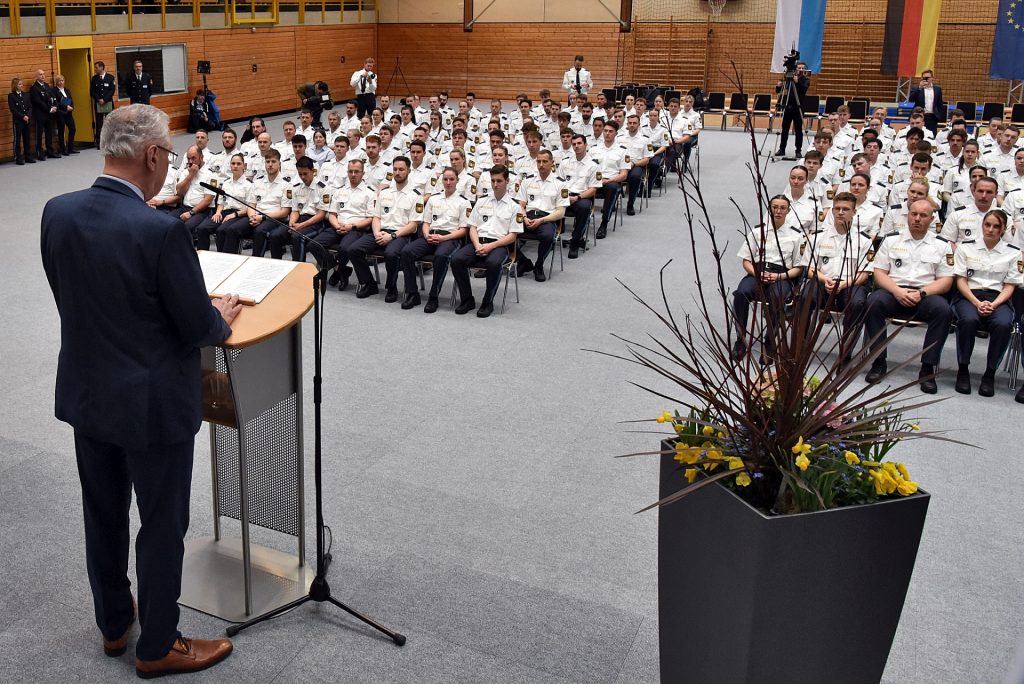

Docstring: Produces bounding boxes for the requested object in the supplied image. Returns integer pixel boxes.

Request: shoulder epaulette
[890,204,901,210]
[1007,243,1021,250]
[961,239,976,244]
[412,188,422,195]
[881,231,899,239]
[316,180,326,188]
[936,235,950,243]
[789,226,803,234]
[860,230,872,239]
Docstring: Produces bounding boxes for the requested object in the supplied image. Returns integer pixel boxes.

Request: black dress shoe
[476,301,494,318]
[15,159,24,165]
[568,243,580,259]
[384,288,398,303]
[49,153,61,159]
[25,157,35,163]
[423,297,439,313]
[473,270,486,278]
[955,368,971,395]
[401,292,421,309]
[355,283,379,298]
[774,149,786,158]
[1016,385,1024,404]
[978,370,995,397]
[455,297,476,315]
[36,155,46,162]
[865,362,887,384]
[626,205,636,216]
[596,224,607,239]
[69,149,80,154]
[730,340,746,362]
[534,264,546,282]
[919,366,938,395]
[516,257,534,277]
[327,268,342,286]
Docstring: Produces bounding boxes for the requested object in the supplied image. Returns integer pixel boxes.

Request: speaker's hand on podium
[213,293,243,325]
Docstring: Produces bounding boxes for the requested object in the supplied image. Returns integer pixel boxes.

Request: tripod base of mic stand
[225,563,406,646]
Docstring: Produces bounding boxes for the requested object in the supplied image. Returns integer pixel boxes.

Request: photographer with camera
[299,80,332,127]
[774,51,810,161]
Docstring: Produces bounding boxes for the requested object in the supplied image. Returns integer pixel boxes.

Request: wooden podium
[180,262,317,623]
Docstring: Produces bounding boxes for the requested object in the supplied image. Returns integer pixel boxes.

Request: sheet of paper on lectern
[197,250,249,294]
[210,256,298,304]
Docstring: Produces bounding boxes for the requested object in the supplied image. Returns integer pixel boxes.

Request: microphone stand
[203,183,406,646]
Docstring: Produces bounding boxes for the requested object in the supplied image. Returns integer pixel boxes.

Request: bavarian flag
[991,0,1024,80]
[880,0,942,76]
[771,0,827,74]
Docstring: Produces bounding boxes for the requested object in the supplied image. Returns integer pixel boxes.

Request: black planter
[658,444,929,684]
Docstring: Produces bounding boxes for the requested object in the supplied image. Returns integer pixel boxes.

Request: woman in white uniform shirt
[881,178,940,235]
[942,141,983,208]
[821,173,884,239]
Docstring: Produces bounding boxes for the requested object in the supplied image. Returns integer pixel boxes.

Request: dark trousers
[923,113,939,137]
[219,215,254,253]
[333,229,371,275]
[646,154,664,191]
[288,215,323,262]
[668,139,697,172]
[34,114,55,157]
[95,107,108,146]
[12,118,31,160]
[596,184,621,227]
[74,431,194,661]
[864,289,952,366]
[352,234,409,289]
[356,93,376,119]
[170,206,210,242]
[57,110,76,153]
[451,242,509,304]
[252,221,291,259]
[519,220,556,268]
[732,274,794,351]
[401,237,461,298]
[953,291,1014,369]
[800,281,868,357]
[194,210,240,251]
[565,198,592,244]
[626,166,645,207]
[777,107,804,155]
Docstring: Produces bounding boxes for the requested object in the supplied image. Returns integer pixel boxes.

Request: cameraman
[774,60,810,161]
[300,81,331,127]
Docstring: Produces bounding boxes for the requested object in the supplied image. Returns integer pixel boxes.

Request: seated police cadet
[316,159,376,291]
[405,139,435,195]
[730,195,805,361]
[242,149,291,256]
[825,172,884,239]
[172,145,216,239]
[450,165,524,318]
[444,148,478,199]
[558,133,601,259]
[783,165,819,235]
[882,178,939,235]
[399,167,472,312]
[641,108,671,193]
[147,162,180,212]
[194,153,252,252]
[941,176,1003,248]
[621,114,651,216]
[350,156,422,301]
[518,150,569,283]
[863,199,954,394]
[285,157,330,262]
[951,210,1022,396]
[319,136,354,190]
[591,120,631,239]
[997,148,1024,201]
[799,192,873,363]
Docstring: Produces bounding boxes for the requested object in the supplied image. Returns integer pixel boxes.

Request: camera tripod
[384,56,411,100]
[760,69,805,163]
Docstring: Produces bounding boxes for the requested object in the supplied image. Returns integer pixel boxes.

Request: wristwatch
[918,288,928,299]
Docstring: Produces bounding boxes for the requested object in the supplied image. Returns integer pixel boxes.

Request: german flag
[881,0,943,76]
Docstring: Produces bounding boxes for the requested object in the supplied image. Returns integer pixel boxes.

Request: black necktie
[575,68,581,91]
[360,74,367,93]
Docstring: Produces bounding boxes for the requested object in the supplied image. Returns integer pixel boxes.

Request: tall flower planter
[658,445,929,684]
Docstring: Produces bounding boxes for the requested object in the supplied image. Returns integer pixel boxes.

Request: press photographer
[298,80,333,127]
[774,49,810,161]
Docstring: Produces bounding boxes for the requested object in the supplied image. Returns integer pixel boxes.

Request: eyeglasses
[155,144,178,164]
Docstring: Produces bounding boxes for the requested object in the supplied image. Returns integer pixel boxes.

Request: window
[115,44,188,98]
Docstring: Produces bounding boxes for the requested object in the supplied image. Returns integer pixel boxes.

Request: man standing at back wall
[91,60,117,147]
[350,57,377,119]
[40,104,239,679]
[125,59,154,105]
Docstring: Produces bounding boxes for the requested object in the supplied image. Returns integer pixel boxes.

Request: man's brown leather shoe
[135,637,233,679]
[103,595,136,657]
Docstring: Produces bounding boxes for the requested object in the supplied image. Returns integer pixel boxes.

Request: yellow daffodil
[795,454,810,471]
[910,423,920,431]
[896,479,918,496]
[674,444,701,465]
[706,449,722,461]
[702,425,715,436]
[791,436,812,457]
[844,451,860,466]
[897,463,910,480]
[685,468,699,484]
[861,460,880,467]
[869,470,886,495]
[717,431,727,439]
[728,457,744,470]
[656,410,673,424]
[735,472,751,487]
[674,424,685,434]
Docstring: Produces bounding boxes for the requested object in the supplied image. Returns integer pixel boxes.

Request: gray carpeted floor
[1,118,1022,683]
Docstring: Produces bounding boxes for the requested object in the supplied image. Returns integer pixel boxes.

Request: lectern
[180,262,317,623]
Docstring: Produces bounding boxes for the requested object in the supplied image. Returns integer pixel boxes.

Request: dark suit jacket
[908,85,946,122]
[8,91,31,120]
[41,176,231,449]
[55,88,73,113]
[125,72,153,104]
[90,72,116,104]
[29,80,55,118]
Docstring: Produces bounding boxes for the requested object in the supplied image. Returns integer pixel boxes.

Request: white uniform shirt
[802,225,873,280]
[562,66,593,94]
[152,166,179,203]
[363,158,391,189]
[953,238,1023,291]
[375,185,422,232]
[998,170,1024,197]
[736,222,805,270]
[880,201,939,235]
[985,148,1016,177]
[622,131,652,165]
[558,155,601,194]
[641,123,672,153]
[872,230,955,287]
[217,176,254,213]
[784,188,820,235]
[423,191,472,233]
[252,173,289,214]
[590,141,631,180]
[349,68,377,95]
[176,165,216,208]
[941,203,1006,243]
[328,181,376,225]
[522,173,570,214]
[285,179,329,217]
[1002,189,1024,237]
[470,193,524,241]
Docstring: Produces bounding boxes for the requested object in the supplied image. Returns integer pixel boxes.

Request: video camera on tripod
[782,48,801,81]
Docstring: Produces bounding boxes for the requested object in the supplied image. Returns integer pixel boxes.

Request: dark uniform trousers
[34,113,56,158]
[732,273,795,351]
[778,106,804,156]
[626,165,645,208]
[451,241,509,304]
[953,290,1014,369]
[668,139,697,173]
[12,118,31,161]
[57,107,76,154]
[218,215,254,254]
[74,430,194,662]
[351,232,408,289]
[596,183,621,227]
[169,206,210,242]
[799,281,868,356]
[252,218,303,260]
[646,154,664,192]
[864,290,952,366]
[401,236,461,299]
[520,211,556,267]
[194,210,240,251]
[565,197,593,245]
[330,229,371,277]
[288,215,324,262]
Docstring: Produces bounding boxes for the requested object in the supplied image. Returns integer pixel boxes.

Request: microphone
[200,181,225,196]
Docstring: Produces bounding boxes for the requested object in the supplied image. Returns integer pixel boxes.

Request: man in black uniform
[774,61,810,161]
[91,60,117,147]
[125,60,154,105]
[30,69,59,161]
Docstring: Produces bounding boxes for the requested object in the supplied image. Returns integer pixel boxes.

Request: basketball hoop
[707,0,727,17]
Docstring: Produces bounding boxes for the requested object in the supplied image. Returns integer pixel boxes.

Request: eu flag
[991,0,1024,79]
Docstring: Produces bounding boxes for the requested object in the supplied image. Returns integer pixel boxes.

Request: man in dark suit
[908,69,945,136]
[90,60,117,147]
[124,59,154,105]
[40,104,239,679]
[29,68,58,160]
[774,61,810,160]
